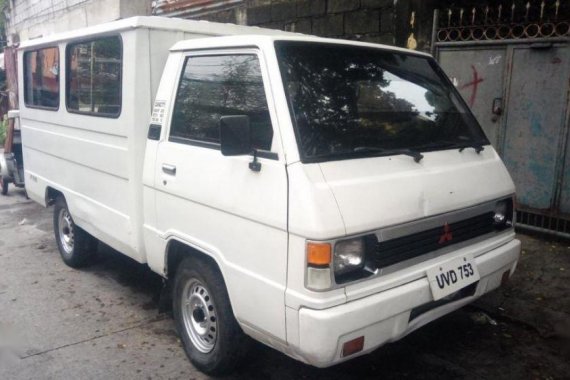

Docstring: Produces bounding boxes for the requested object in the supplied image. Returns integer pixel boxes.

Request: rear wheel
[53,196,98,268]
[173,256,249,376]
[0,176,8,195]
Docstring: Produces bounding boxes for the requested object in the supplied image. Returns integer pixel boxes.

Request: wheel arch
[45,186,64,207]
[165,239,226,282]
[164,238,238,317]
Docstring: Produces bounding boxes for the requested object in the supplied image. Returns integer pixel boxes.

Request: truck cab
[142,35,520,371]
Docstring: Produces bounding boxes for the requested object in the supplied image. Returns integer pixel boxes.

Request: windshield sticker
[151,100,166,125]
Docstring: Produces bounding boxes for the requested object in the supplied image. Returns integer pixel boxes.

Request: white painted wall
[5,0,150,44]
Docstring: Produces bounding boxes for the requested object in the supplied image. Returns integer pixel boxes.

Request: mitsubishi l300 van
[17,17,520,375]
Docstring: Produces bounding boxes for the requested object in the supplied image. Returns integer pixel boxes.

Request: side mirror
[220,115,251,156]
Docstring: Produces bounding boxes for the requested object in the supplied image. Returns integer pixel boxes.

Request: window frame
[65,34,124,119]
[167,49,279,161]
[23,45,61,111]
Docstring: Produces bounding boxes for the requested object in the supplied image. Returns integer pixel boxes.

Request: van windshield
[275,41,489,163]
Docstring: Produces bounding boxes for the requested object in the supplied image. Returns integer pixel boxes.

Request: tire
[53,196,98,268]
[173,256,249,376]
[0,176,8,195]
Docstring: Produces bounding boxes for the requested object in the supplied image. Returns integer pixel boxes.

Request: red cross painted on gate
[459,65,484,107]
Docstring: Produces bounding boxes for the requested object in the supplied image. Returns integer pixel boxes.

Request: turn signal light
[342,336,364,357]
[307,243,331,266]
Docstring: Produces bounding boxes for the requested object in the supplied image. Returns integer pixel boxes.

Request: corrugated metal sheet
[151,0,243,18]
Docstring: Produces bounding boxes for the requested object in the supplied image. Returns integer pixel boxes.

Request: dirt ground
[0,188,569,379]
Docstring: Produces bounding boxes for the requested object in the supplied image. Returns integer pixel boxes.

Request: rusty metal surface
[434,2,570,237]
[152,0,242,18]
[560,91,570,214]
[438,47,507,146]
[3,47,18,154]
[436,0,570,42]
[501,45,569,211]
[516,209,570,237]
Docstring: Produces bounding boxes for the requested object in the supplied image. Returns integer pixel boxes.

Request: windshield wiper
[413,140,485,154]
[353,147,424,163]
[458,143,485,154]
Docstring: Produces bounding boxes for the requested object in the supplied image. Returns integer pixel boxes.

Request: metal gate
[433,1,570,238]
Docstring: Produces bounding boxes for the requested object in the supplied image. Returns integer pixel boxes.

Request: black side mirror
[220,115,251,156]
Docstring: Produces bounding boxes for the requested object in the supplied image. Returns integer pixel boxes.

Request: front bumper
[293,238,521,367]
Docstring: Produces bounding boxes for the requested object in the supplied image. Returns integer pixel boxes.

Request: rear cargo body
[18,17,295,262]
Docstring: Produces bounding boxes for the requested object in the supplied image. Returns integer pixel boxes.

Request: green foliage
[0,114,6,146]
[0,0,6,51]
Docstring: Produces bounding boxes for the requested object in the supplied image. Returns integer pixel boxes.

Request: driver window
[170,54,274,151]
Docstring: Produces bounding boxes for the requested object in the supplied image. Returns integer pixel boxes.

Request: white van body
[19,17,295,262]
[19,16,521,372]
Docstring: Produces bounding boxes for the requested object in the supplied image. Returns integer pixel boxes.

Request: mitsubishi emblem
[438,223,453,244]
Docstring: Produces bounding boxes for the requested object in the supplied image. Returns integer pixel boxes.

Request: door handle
[162,164,176,176]
[492,97,503,115]
[491,97,503,122]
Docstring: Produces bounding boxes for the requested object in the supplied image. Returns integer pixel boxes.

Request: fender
[163,232,227,279]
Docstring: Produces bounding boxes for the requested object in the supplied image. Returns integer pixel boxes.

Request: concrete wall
[5,0,436,50]
[154,0,397,45]
[4,0,150,44]
[151,0,438,51]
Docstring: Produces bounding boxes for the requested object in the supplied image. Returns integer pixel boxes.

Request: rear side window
[66,36,122,117]
[170,54,274,151]
[24,47,60,109]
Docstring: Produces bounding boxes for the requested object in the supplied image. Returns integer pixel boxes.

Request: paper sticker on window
[151,100,166,124]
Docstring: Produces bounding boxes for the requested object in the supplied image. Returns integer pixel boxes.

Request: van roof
[18,15,299,49]
[170,34,431,58]
[18,16,430,58]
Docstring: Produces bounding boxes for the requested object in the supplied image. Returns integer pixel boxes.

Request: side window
[24,47,60,109]
[66,36,122,117]
[170,54,274,151]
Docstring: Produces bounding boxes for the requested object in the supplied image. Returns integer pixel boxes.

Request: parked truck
[18,16,521,375]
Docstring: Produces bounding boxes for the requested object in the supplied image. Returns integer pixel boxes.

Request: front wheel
[173,257,249,376]
[53,196,98,268]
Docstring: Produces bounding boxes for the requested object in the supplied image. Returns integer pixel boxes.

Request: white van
[18,16,520,375]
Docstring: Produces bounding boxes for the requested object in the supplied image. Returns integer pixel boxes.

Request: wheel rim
[182,279,218,353]
[58,208,75,255]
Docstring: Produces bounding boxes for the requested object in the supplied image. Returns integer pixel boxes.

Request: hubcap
[182,280,218,353]
[58,208,75,255]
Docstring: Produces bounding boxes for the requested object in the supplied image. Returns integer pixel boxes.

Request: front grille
[374,212,495,269]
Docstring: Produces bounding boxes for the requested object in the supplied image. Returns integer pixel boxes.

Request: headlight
[494,202,507,224]
[493,198,514,229]
[306,235,376,290]
[334,237,366,276]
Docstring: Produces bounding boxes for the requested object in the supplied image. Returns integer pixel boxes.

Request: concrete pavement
[0,188,568,379]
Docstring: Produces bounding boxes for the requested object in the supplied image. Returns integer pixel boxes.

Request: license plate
[426,254,480,301]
